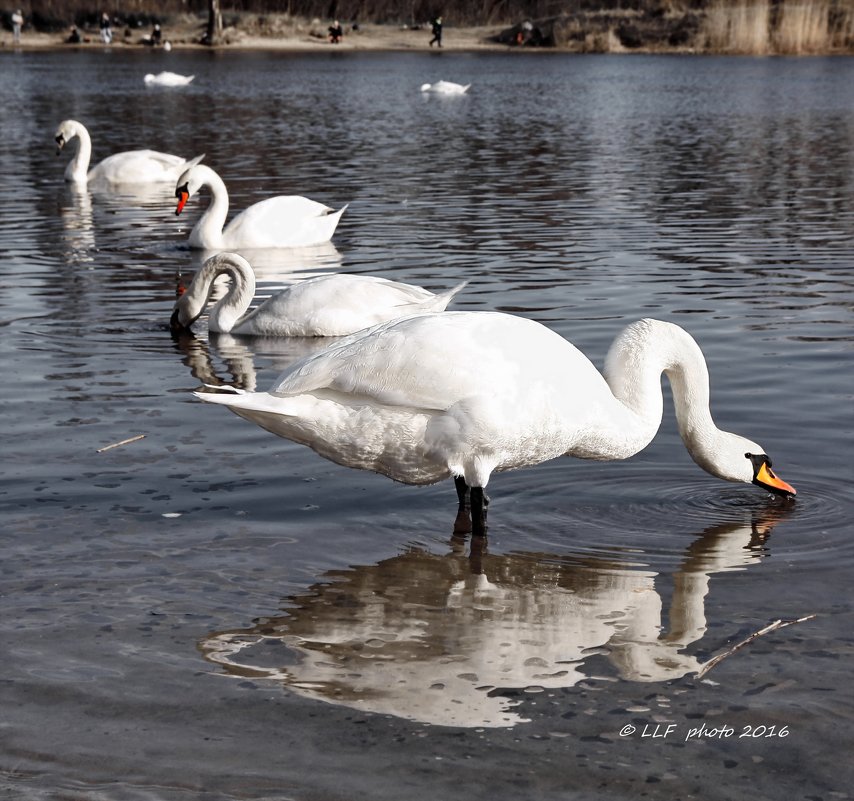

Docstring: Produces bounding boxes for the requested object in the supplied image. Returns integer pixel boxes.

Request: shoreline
[2,16,851,56]
[0,22,514,53]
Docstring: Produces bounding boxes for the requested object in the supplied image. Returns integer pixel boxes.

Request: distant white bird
[420,80,470,94]
[54,119,203,187]
[170,252,467,336]
[144,71,194,87]
[175,164,347,250]
[194,315,796,535]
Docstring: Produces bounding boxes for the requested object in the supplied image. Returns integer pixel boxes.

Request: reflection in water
[172,329,337,391]
[58,185,95,261]
[200,509,787,728]
[185,242,344,285]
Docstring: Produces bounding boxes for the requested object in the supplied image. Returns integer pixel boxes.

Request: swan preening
[171,252,467,336]
[420,80,471,94]
[54,119,203,186]
[174,164,347,249]
[195,314,796,534]
[144,71,195,87]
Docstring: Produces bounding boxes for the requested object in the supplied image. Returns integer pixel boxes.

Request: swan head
[694,431,796,499]
[174,165,206,216]
[54,119,79,155]
[171,278,204,332]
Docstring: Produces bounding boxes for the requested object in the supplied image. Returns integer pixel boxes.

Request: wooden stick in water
[96,434,146,453]
[696,614,817,679]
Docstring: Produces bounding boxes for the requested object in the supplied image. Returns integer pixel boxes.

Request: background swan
[144,71,195,87]
[194,314,796,533]
[420,80,471,94]
[175,164,347,250]
[54,119,203,186]
[171,252,467,336]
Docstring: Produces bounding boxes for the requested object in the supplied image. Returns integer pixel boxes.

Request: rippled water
[1,49,853,800]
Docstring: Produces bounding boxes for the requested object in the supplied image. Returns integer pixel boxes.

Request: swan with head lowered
[174,164,347,250]
[170,252,467,336]
[420,80,471,94]
[144,71,195,87]
[54,119,203,187]
[193,314,796,535]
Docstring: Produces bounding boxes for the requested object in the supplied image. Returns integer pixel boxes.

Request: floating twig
[696,614,817,679]
[96,434,146,453]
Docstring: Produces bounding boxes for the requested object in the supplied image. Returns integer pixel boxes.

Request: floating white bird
[144,71,194,87]
[171,252,466,336]
[194,314,796,533]
[175,164,347,250]
[420,80,471,94]
[54,119,203,187]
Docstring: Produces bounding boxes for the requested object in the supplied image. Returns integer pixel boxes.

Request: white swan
[174,164,347,250]
[171,252,467,336]
[144,71,195,87]
[420,80,471,94]
[54,119,203,186]
[194,314,796,533]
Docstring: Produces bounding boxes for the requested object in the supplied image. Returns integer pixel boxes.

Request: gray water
[1,48,853,800]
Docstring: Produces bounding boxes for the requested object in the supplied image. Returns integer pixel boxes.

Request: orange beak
[175,189,189,216]
[754,461,796,498]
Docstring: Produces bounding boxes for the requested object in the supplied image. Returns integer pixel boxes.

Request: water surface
[1,49,853,800]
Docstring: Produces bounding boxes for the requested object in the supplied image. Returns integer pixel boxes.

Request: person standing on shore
[429,15,443,48]
[328,20,343,44]
[99,11,112,44]
[11,8,23,43]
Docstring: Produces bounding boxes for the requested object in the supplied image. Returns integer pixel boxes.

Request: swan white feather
[193,314,796,508]
[175,164,346,250]
[144,71,195,87]
[54,119,203,186]
[172,252,467,336]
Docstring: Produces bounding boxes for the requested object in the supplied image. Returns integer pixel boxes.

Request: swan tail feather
[194,389,297,418]
[422,280,468,312]
[184,153,206,170]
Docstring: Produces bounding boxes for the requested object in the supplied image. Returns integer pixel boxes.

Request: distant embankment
[495,0,854,54]
[7,0,853,54]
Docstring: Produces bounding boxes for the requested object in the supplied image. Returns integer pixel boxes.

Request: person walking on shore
[11,8,23,43]
[429,15,442,47]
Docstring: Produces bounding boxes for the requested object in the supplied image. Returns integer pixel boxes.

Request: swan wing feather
[237,275,465,337]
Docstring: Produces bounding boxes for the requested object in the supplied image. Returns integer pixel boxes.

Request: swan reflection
[172,329,337,391]
[59,185,95,258]
[187,241,343,284]
[199,509,787,728]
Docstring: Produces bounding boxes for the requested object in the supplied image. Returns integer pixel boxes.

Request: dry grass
[701,0,853,54]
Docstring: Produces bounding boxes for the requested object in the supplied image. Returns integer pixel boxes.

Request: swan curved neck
[189,255,255,333]
[602,319,719,463]
[65,122,91,183]
[189,166,229,249]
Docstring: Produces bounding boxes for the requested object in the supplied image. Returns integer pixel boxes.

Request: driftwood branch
[696,614,817,679]
[96,434,146,453]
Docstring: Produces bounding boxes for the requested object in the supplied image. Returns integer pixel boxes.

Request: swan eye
[175,182,189,199]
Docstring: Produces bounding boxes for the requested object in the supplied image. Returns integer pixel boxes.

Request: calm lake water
[1,47,853,800]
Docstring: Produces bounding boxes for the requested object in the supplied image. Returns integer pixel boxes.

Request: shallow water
[1,48,853,799]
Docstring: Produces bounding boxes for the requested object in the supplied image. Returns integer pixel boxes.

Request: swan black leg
[453,476,472,535]
[454,475,469,506]
[470,486,489,538]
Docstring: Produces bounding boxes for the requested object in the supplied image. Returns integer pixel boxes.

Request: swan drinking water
[144,71,195,87]
[171,252,467,336]
[54,119,203,186]
[174,164,347,250]
[193,314,796,534]
[420,81,471,94]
